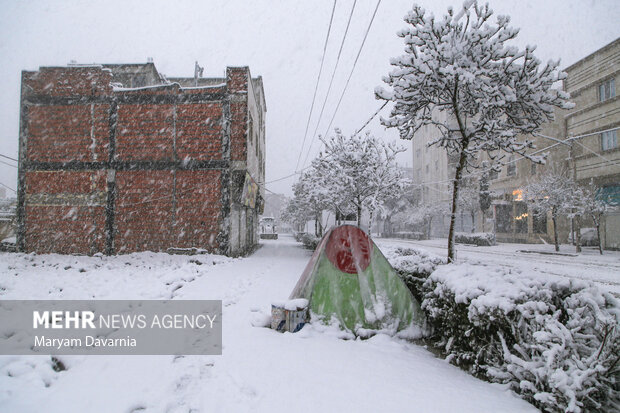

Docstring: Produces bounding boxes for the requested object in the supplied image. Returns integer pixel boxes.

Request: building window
[530,162,537,175]
[425,164,429,174]
[601,130,618,151]
[435,160,439,170]
[599,78,616,102]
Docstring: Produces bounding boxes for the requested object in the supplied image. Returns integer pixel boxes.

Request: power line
[301,0,358,169]
[0,182,16,193]
[0,160,18,169]
[323,0,382,138]
[295,0,338,174]
[567,126,619,141]
[352,101,387,137]
[260,102,388,186]
[0,153,18,162]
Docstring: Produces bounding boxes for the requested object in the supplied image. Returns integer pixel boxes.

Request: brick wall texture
[19,65,256,255]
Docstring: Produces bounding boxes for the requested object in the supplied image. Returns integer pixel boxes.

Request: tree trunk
[448,76,469,263]
[357,204,362,229]
[448,150,468,263]
[575,215,581,253]
[427,216,432,240]
[471,211,475,233]
[314,216,318,237]
[552,211,559,252]
[594,215,603,255]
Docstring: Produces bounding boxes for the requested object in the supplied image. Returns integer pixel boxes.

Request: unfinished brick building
[16,62,266,256]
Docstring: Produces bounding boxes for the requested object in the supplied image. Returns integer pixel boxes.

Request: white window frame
[599,78,616,102]
[601,130,618,151]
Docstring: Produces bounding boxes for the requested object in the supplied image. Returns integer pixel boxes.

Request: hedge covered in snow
[454,232,497,246]
[421,264,619,413]
[383,246,445,303]
[301,233,321,250]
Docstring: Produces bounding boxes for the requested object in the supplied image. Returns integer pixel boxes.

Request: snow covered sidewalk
[377,237,620,296]
[0,235,536,412]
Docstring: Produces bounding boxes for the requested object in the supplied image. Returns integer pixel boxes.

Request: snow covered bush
[301,233,321,250]
[454,232,496,246]
[383,246,445,303]
[421,264,620,412]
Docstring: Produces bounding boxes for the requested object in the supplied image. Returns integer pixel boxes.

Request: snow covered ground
[377,237,620,297]
[0,235,536,412]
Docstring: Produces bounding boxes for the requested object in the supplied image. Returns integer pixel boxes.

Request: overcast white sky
[0,0,618,196]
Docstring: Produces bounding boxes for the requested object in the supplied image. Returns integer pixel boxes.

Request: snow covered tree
[574,182,619,255]
[375,1,573,262]
[377,180,417,235]
[402,198,450,239]
[280,196,310,233]
[524,171,577,252]
[313,130,407,229]
[283,168,332,236]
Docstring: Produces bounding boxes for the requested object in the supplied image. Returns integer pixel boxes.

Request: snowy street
[0,235,536,413]
[377,238,620,297]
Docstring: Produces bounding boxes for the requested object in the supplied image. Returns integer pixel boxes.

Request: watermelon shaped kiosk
[289,225,426,336]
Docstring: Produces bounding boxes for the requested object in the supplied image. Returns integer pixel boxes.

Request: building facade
[563,38,620,249]
[487,38,619,248]
[17,62,266,256]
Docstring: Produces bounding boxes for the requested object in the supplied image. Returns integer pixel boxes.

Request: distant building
[17,61,266,256]
[411,111,473,236]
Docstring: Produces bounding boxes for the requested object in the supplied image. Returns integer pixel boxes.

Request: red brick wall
[28,104,109,162]
[116,104,174,161]
[176,103,223,160]
[114,170,174,253]
[226,67,248,93]
[24,170,107,254]
[175,170,221,249]
[226,67,249,162]
[23,67,112,97]
[21,65,237,255]
[24,205,106,254]
[230,102,247,161]
[26,170,106,194]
